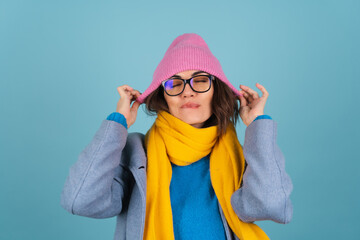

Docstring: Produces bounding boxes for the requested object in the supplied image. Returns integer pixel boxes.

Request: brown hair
[144,77,240,137]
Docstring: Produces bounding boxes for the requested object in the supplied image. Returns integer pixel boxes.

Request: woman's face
[163,70,214,128]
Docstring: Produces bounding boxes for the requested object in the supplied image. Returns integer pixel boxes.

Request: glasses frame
[161,74,215,97]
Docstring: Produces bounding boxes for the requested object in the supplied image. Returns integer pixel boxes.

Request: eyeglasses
[161,75,215,96]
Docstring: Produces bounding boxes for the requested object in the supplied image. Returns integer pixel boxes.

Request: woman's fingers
[238,92,248,106]
[241,90,250,98]
[239,87,252,103]
[130,100,140,112]
[117,85,133,94]
[240,85,260,99]
[117,86,143,104]
[116,85,141,104]
[117,85,134,98]
[256,83,269,99]
[238,83,268,126]
[130,90,141,101]
[240,83,269,103]
[132,89,141,95]
[115,86,142,128]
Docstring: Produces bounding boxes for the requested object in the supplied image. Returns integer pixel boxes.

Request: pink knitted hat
[136,33,240,103]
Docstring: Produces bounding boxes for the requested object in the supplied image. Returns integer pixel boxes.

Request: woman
[61,33,293,240]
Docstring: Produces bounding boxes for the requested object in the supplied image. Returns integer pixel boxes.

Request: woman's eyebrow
[170,71,209,78]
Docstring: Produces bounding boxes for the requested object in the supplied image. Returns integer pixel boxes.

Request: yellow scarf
[143,111,269,240]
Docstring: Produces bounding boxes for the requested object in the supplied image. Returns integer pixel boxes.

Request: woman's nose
[181,83,195,98]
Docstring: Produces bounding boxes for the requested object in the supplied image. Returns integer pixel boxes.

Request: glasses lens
[164,79,184,95]
[191,76,211,92]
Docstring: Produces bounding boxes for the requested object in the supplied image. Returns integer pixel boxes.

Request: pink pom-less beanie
[136,33,240,103]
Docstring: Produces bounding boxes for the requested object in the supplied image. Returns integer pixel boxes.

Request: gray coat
[61,118,293,240]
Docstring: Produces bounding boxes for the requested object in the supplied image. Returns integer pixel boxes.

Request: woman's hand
[116,85,141,128]
[238,83,269,127]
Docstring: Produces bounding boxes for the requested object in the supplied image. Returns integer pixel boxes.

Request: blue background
[1,0,359,239]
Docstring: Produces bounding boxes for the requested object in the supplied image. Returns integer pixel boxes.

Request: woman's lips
[181,102,200,108]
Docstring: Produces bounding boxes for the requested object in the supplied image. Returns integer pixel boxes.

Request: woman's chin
[180,116,210,128]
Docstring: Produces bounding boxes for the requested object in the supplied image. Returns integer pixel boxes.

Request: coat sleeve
[230,119,293,224]
[60,119,134,219]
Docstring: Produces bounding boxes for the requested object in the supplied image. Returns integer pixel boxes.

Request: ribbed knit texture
[136,33,240,103]
[106,112,128,129]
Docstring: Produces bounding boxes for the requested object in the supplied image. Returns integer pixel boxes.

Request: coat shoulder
[127,132,145,148]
